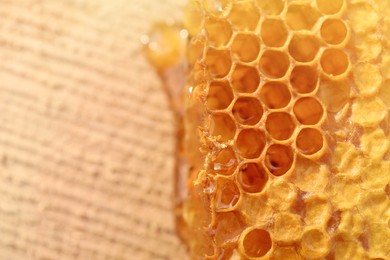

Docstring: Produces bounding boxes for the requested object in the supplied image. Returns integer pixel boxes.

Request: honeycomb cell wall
[180,0,390,259]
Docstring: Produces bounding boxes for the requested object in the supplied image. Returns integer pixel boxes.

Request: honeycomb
[145,0,390,259]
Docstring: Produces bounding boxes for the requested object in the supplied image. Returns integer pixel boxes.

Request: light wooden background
[0,0,188,259]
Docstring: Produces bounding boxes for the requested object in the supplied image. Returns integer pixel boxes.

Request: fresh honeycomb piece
[145,0,390,259]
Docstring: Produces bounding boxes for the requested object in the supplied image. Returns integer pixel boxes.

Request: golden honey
[145,0,390,259]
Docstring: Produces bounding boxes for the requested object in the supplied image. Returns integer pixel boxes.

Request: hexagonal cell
[205,16,233,48]
[255,0,285,15]
[290,65,318,94]
[241,228,272,258]
[238,163,268,193]
[273,212,302,243]
[260,81,291,109]
[353,63,382,96]
[205,47,232,78]
[236,128,266,159]
[215,178,240,211]
[299,228,330,258]
[214,211,245,246]
[296,128,324,156]
[317,79,350,112]
[204,0,231,16]
[231,64,260,93]
[304,194,331,225]
[228,1,260,31]
[261,18,288,47]
[259,50,290,79]
[207,81,234,110]
[231,33,260,62]
[210,113,236,141]
[316,0,344,15]
[209,147,237,175]
[232,97,263,125]
[320,49,349,77]
[286,4,321,31]
[265,144,294,176]
[293,97,324,125]
[265,112,295,141]
[289,34,320,62]
[320,18,348,45]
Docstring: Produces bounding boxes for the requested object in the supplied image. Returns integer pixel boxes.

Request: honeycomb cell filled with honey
[145,0,390,259]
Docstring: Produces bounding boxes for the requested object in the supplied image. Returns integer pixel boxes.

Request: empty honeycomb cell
[228,1,260,31]
[232,97,263,125]
[207,81,234,110]
[265,144,294,177]
[210,113,236,141]
[261,18,288,48]
[289,34,320,62]
[205,16,233,48]
[351,97,387,127]
[240,228,272,258]
[293,97,324,125]
[320,49,349,77]
[214,211,245,246]
[215,178,240,211]
[259,50,290,79]
[286,4,320,31]
[205,48,232,78]
[320,18,348,45]
[265,112,295,140]
[236,128,266,159]
[255,0,285,15]
[316,0,344,15]
[290,65,318,94]
[360,129,390,161]
[273,212,302,243]
[304,194,331,225]
[299,228,330,258]
[203,0,231,17]
[353,63,382,96]
[270,247,300,260]
[292,157,329,192]
[317,79,350,112]
[260,81,291,109]
[268,179,297,210]
[209,147,237,175]
[296,128,324,156]
[348,2,379,34]
[231,64,260,93]
[237,163,268,193]
[231,33,260,62]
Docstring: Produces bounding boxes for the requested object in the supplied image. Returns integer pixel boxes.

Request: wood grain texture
[0,0,188,259]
